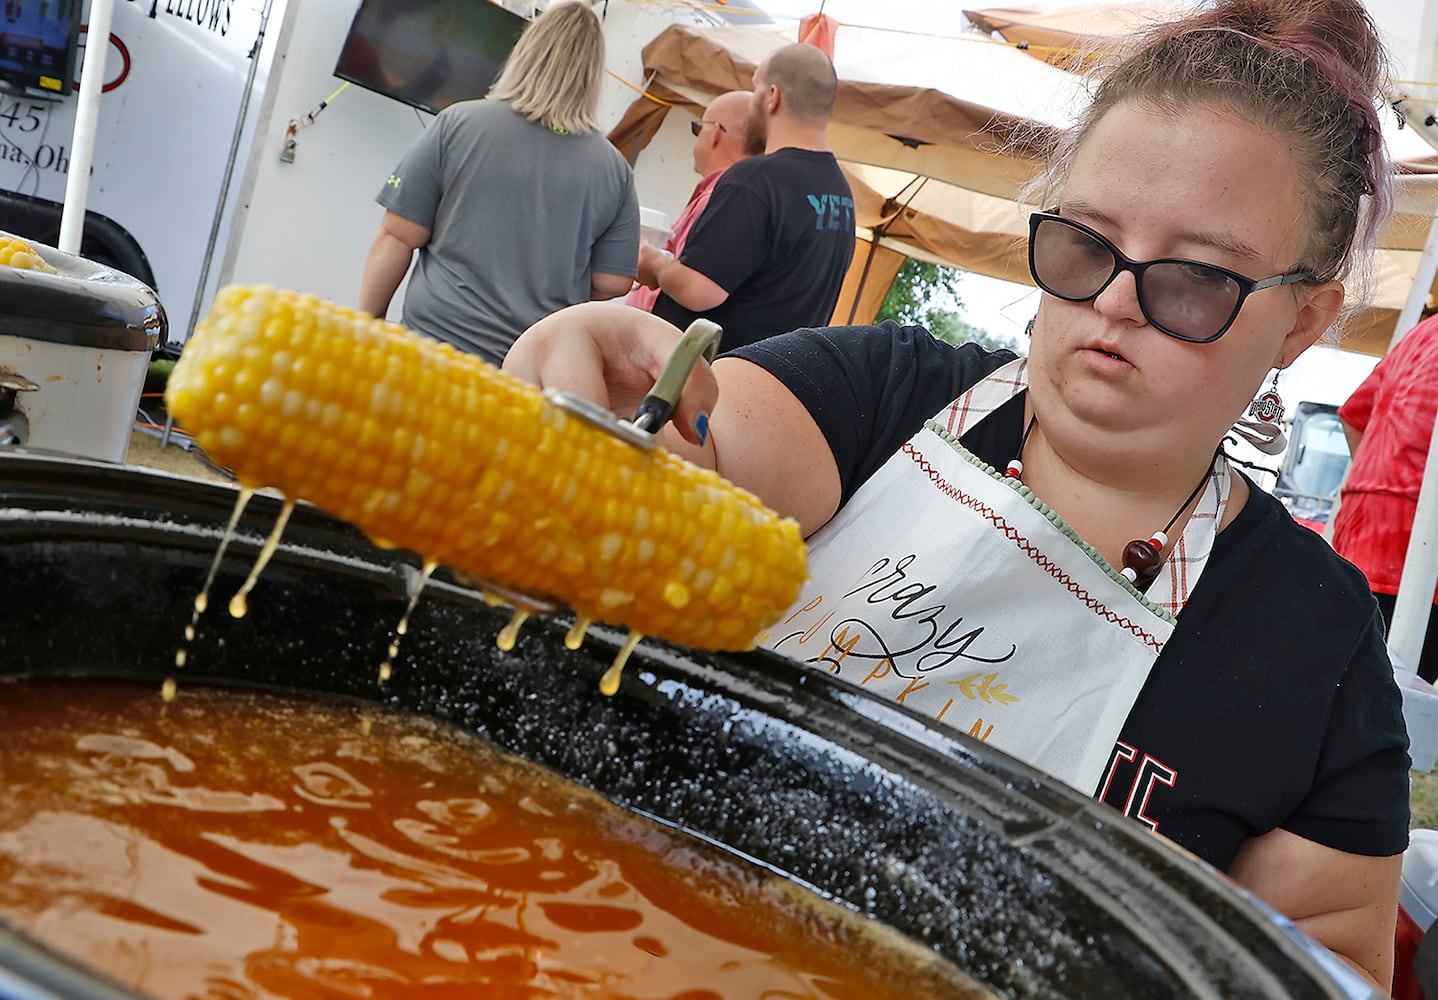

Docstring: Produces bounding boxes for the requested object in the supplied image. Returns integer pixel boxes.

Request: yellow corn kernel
[166,285,809,651]
[0,235,56,273]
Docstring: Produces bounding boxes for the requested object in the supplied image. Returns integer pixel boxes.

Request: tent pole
[847,233,881,324]
[1391,96,1438,352]
[1386,206,1438,676]
[1389,428,1438,676]
[1390,207,1438,353]
[845,177,929,324]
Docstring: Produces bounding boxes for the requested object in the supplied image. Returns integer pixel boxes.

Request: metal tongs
[543,319,722,449]
[459,320,723,615]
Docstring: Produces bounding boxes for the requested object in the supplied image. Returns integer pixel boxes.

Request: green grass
[1415,770,1438,830]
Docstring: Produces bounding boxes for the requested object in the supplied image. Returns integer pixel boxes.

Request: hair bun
[1180,0,1386,109]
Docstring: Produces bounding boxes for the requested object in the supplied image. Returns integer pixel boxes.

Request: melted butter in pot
[0,680,988,1000]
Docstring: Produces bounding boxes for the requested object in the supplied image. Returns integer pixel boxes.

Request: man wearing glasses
[635,43,855,352]
[626,91,761,314]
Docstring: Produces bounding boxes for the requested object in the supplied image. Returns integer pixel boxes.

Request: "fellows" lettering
[148,0,234,37]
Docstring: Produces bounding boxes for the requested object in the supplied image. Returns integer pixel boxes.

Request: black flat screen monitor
[0,0,81,97]
[334,0,529,115]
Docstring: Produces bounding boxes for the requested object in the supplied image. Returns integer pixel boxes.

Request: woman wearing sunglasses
[508,0,1407,987]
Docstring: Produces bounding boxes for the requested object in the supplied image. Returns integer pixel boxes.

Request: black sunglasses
[690,119,727,137]
[1027,212,1314,343]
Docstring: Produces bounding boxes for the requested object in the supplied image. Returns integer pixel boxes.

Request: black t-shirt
[733,323,1411,871]
[653,148,855,353]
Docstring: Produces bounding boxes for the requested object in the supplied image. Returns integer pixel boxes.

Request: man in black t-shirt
[635,43,855,353]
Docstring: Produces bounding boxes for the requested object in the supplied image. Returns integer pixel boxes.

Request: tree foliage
[875,259,962,327]
[923,308,1022,354]
[877,258,1023,354]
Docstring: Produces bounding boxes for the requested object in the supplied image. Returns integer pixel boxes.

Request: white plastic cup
[640,207,672,248]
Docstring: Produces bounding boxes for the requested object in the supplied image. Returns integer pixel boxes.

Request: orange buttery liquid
[0,680,987,1000]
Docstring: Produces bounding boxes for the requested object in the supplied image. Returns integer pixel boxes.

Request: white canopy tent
[611,8,1438,355]
[609,19,1089,322]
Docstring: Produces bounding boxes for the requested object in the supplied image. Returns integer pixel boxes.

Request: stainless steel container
[0,235,165,461]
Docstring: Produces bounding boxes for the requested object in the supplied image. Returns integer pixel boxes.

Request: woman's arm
[504,302,841,535]
[358,211,431,320]
[705,356,842,536]
[1341,418,1363,459]
[589,271,635,300]
[1228,827,1401,991]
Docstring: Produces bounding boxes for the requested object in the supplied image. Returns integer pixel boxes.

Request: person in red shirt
[626,91,762,313]
[1334,310,1438,681]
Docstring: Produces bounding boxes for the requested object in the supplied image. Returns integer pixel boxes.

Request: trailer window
[1287,413,1350,501]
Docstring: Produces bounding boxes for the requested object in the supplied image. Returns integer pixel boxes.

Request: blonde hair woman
[488,0,605,136]
[359,2,637,366]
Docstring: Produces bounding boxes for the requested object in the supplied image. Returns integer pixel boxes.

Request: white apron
[767,359,1232,793]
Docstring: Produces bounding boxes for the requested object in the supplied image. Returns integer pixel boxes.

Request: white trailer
[0,0,283,343]
[0,0,724,346]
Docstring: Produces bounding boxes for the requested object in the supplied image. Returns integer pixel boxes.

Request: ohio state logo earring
[1247,370,1285,425]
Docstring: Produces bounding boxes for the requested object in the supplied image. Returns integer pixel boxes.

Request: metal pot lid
[0,235,164,352]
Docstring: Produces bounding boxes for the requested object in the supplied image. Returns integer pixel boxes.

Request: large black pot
[0,452,1377,999]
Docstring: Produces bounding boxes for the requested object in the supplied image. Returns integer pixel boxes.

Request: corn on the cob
[165,285,808,651]
[0,235,56,273]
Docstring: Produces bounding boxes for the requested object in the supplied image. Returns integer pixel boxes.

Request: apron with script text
[766,358,1232,793]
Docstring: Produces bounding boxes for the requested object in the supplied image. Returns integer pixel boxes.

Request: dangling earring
[1231,369,1287,455]
[1249,370,1285,425]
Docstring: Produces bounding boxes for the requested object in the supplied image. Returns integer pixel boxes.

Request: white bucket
[1397,667,1438,773]
[1402,829,1438,931]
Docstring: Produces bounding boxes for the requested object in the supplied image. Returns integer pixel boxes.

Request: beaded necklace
[1004,416,1214,590]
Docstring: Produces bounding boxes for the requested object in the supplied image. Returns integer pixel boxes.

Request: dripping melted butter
[176,487,254,669]
[599,631,644,697]
[496,609,529,652]
[183,492,664,707]
[564,616,592,651]
[379,560,438,683]
[228,499,296,620]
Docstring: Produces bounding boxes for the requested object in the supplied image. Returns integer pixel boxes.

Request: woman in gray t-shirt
[358,2,638,367]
